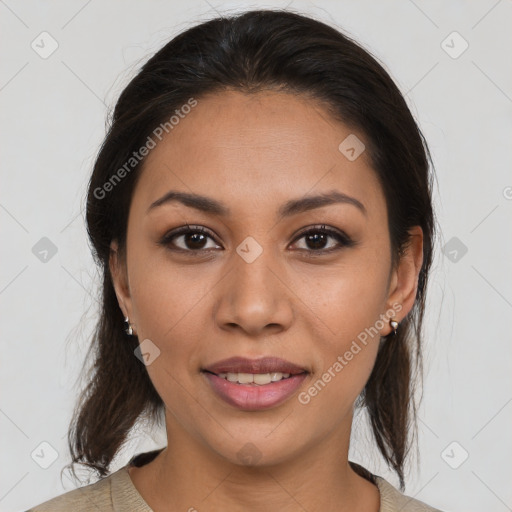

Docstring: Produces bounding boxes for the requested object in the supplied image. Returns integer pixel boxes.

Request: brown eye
[290,225,355,253]
[160,225,221,252]
[159,224,355,256]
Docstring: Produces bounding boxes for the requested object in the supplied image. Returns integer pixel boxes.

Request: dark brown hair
[66,8,436,491]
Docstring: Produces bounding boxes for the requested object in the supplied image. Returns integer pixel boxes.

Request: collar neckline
[120,449,400,512]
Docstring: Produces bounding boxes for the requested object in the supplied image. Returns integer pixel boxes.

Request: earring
[124,316,134,336]
[389,319,399,335]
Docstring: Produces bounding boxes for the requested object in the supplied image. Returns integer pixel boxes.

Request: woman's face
[111,90,421,466]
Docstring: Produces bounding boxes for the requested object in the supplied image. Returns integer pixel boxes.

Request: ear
[381,226,424,336]
[109,239,134,326]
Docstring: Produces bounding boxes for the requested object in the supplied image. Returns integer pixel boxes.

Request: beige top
[27,451,443,512]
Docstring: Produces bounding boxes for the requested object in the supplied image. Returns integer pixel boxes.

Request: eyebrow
[147,189,367,218]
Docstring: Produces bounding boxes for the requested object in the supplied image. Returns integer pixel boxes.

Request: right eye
[159,225,223,253]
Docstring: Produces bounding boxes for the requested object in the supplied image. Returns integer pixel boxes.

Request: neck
[130,414,380,511]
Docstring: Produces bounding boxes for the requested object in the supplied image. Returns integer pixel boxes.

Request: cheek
[127,253,215,373]
[298,257,390,342]
[294,275,385,414]
[127,262,210,409]
[129,247,208,329]
[293,250,390,390]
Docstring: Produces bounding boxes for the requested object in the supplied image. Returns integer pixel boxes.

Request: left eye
[290,225,354,252]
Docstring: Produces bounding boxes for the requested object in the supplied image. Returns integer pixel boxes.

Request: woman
[28,8,443,511]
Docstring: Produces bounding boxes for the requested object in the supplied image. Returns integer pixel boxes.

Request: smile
[216,371,292,385]
[201,356,309,411]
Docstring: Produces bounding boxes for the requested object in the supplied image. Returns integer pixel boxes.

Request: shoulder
[26,471,114,511]
[26,466,152,512]
[375,475,444,512]
[349,461,444,512]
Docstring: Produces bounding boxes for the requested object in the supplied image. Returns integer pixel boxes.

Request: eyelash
[159,224,356,256]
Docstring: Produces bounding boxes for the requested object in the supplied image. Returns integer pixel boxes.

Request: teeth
[237,373,254,384]
[218,372,291,385]
[254,373,272,385]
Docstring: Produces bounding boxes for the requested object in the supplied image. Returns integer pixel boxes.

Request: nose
[213,246,294,337]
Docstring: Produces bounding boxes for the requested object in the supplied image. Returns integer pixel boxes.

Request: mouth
[201,356,309,410]
[204,371,296,385]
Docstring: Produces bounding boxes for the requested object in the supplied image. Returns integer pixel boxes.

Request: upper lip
[203,356,308,375]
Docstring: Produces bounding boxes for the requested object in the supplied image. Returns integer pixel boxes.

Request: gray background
[1,1,511,511]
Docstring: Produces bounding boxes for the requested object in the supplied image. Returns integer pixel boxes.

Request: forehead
[132,90,385,220]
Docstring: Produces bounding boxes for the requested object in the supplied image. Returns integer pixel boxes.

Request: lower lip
[203,372,308,411]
